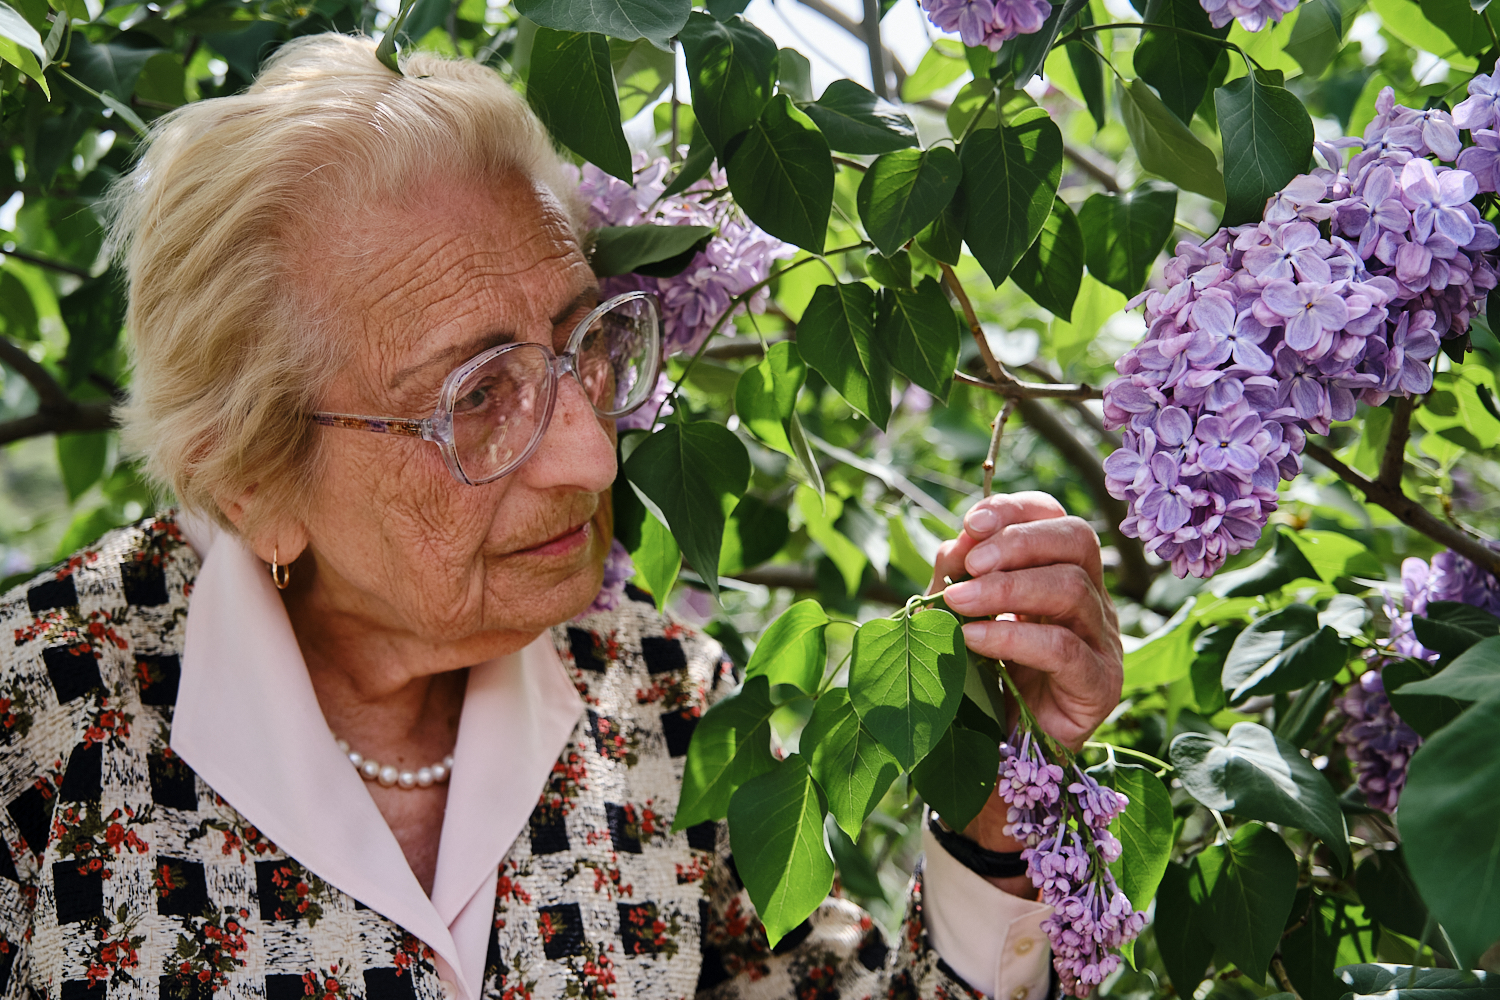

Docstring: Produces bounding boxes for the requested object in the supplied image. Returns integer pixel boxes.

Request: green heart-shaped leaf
[856,146,961,258]
[803,687,901,837]
[1170,722,1350,874]
[727,755,835,946]
[849,607,966,769]
[623,420,750,599]
[675,674,778,828]
[726,93,834,253]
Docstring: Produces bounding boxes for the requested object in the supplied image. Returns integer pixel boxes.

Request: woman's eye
[454,379,498,414]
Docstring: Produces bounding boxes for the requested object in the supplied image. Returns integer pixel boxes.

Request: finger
[930,538,969,593]
[930,492,1068,591]
[944,564,1109,649]
[961,491,1068,540]
[961,619,1121,708]
[964,516,1104,591]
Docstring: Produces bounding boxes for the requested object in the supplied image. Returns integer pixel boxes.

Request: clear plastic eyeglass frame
[310,290,661,486]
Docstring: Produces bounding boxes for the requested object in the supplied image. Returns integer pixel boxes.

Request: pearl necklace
[336,737,454,790]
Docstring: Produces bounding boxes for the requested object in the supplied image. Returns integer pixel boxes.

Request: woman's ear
[219,487,310,566]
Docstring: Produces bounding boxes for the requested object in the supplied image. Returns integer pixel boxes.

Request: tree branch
[0,336,118,445]
[0,337,70,409]
[1379,395,1414,489]
[983,399,1017,496]
[785,0,907,90]
[860,0,888,98]
[1271,957,1305,1000]
[0,403,116,445]
[1302,439,1500,577]
[1,247,91,279]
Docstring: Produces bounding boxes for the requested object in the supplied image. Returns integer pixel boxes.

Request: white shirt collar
[171,514,584,1000]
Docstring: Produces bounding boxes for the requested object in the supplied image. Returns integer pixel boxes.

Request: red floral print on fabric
[162,907,252,998]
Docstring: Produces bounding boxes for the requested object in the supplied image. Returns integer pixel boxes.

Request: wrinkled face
[290,174,616,646]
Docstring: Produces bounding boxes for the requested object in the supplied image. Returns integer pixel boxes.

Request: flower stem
[1051,21,1263,70]
[1084,741,1173,771]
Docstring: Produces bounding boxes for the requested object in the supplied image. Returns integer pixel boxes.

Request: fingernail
[946,580,978,606]
[966,507,998,533]
[967,545,999,575]
[961,621,989,642]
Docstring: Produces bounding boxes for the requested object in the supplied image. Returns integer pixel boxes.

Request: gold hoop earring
[270,546,292,590]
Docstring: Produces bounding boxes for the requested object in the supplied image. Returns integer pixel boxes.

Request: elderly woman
[0,33,1123,1000]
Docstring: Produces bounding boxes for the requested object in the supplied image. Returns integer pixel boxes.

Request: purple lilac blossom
[1384,544,1500,661]
[1198,0,1296,33]
[1336,669,1422,812]
[1101,83,1500,578]
[919,0,1051,49]
[1336,544,1500,810]
[581,539,635,616]
[577,153,793,360]
[996,735,1146,996]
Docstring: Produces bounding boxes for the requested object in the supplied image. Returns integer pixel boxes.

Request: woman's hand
[927,492,1124,885]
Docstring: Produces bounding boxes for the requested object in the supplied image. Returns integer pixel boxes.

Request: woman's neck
[280,564,537,895]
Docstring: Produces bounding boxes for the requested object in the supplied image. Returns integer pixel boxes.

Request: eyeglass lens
[449,296,657,482]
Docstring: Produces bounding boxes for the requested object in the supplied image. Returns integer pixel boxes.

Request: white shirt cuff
[922,822,1054,1000]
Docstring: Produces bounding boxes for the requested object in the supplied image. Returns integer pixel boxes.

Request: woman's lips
[516,521,591,558]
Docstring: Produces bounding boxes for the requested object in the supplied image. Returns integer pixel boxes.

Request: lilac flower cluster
[1336,669,1421,812]
[997,735,1146,996]
[918,0,1052,50]
[578,153,792,361]
[1102,84,1500,578]
[581,539,635,616]
[1337,544,1500,810]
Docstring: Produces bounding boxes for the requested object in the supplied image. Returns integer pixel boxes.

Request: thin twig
[702,339,776,360]
[1,247,91,279]
[939,264,1150,596]
[832,156,869,172]
[940,263,1008,387]
[982,400,1017,497]
[955,370,1103,401]
[1271,957,1305,1000]
[0,404,116,445]
[806,430,961,529]
[1302,439,1500,576]
[1064,144,1120,192]
[1378,395,1414,489]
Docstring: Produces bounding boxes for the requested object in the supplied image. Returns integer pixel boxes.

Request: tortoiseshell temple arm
[310,413,425,438]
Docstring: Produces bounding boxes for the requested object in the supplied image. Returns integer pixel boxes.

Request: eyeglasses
[311,291,661,485]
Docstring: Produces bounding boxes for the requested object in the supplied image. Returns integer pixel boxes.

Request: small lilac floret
[919,0,1051,48]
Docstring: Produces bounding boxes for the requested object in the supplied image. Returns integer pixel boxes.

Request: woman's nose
[521,367,617,492]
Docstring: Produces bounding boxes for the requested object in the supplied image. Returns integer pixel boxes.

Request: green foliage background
[5,0,1500,990]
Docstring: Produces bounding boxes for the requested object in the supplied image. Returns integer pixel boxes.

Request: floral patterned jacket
[0,515,988,1000]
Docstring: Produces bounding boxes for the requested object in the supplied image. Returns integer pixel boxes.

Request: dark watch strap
[928,813,1029,879]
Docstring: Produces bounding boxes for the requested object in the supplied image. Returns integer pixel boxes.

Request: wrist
[930,813,1038,898]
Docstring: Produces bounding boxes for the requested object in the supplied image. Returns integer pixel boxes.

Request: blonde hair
[108,33,585,535]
